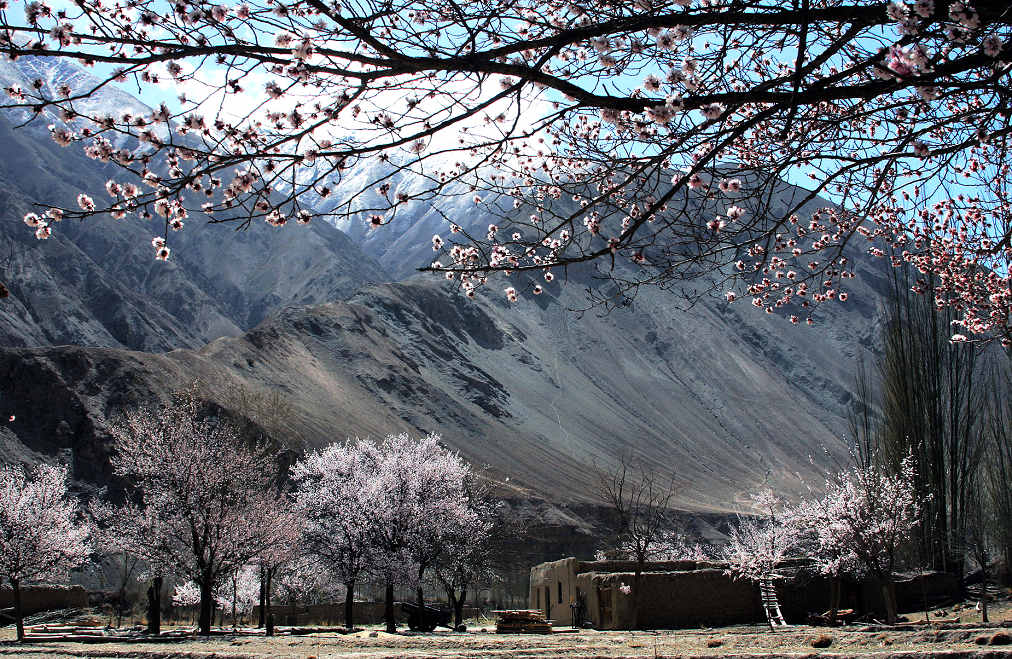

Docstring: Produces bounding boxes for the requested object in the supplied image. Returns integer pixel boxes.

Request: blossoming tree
[1,0,1010,342]
[365,433,474,633]
[722,488,800,627]
[292,439,379,630]
[99,388,299,635]
[795,494,862,621]
[173,564,261,629]
[812,453,921,623]
[0,463,91,641]
[433,469,504,629]
[293,433,475,632]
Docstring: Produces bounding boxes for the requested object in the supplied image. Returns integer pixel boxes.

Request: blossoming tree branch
[2,0,1010,341]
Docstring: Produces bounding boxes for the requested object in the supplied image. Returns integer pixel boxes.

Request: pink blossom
[642,74,661,93]
[982,35,1003,58]
[0,463,90,639]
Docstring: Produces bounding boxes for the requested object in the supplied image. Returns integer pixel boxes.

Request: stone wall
[0,584,88,615]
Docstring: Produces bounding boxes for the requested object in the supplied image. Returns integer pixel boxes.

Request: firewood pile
[21,624,235,642]
[494,610,552,634]
[807,609,859,626]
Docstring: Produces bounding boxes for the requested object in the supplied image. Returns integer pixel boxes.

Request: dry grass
[2,622,1012,658]
[1,600,1009,658]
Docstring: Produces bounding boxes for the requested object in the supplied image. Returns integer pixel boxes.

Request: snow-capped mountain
[0,57,389,351]
[0,55,151,125]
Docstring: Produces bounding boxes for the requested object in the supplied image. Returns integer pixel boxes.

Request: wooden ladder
[759,577,788,630]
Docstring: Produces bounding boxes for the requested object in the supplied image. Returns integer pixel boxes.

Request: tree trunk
[631,567,642,630]
[980,568,989,624]
[147,576,162,635]
[231,572,238,630]
[416,563,426,615]
[385,582,396,633]
[454,587,466,628]
[881,581,898,624]
[265,569,275,636]
[344,580,355,630]
[828,577,841,620]
[445,585,459,626]
[257,566,266,628]
[198,575,214,635]
[12,577,24,642]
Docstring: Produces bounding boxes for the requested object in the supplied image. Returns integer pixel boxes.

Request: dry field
[1,604,1010,659]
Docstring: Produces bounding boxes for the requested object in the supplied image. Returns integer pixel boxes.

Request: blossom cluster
[1,0,1009,342]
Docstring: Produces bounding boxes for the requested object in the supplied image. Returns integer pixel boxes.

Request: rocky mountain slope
[0,57,388,352]
[0,57,892,510]
[0,265,886,509]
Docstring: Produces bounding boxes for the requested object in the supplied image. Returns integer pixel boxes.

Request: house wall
[528,557,581,625]
[527,559,733,626]
[577,570,759,629]
[576,560,725,573]
[530,558,962,630]
[865,572,961,616]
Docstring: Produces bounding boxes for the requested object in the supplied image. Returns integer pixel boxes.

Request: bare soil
[1,603,1009,658]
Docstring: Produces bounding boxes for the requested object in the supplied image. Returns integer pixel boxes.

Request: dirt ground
[2,603,1010,658]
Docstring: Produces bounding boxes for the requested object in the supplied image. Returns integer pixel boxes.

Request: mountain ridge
[0,55,889,513]
[0,56,389,351]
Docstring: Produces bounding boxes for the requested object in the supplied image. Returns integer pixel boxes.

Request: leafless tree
[596,452,679,629]
[873,267,991,573]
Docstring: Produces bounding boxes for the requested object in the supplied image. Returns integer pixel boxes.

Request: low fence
[252,602,481,626]
[0,585,89,616]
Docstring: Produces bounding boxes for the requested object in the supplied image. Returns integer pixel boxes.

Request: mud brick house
[530,558,960,629]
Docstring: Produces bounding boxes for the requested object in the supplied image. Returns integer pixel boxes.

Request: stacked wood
[808,609,858,626]
[494,610,552,634]
[22,625,128,643]
[20,624,236,642]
